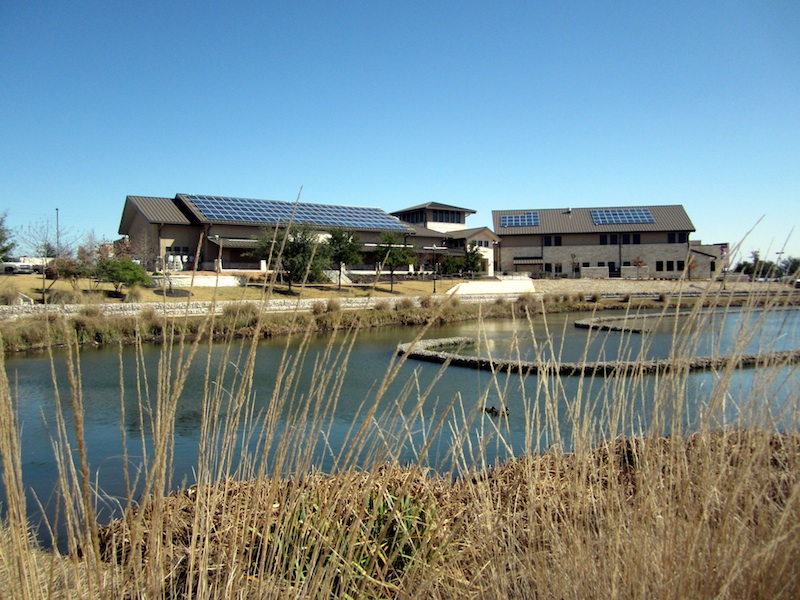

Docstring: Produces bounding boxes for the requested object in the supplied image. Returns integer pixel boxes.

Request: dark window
[608,262,616,272]
[600,234,608,245]
[544,236,552,247]
[582,262,590,267]
[623,261,631,267]
[633,234,641,244]
[544,263,552,273]
[610,234,618,245]
[554,235,562,246]
[656,261,664,271]
[667,260,675,271]
[668,232,676,244]
[598,261,605,267]
[622,234,630,245]
[711,260,716,273]
[677,260,685,272]
[678,232,687,243]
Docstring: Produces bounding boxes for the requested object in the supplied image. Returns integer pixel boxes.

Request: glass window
[633,234,641,244]
[600,235,607,245]
[622,234,630,245]
[656,261,664,271]
[554,235,562,246]
[677,260,685,271]
[667,261,675,271]
[544,236,552,247]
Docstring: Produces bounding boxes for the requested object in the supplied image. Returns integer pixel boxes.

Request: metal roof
[118,196,191,234]
[392,202,476,215]
[492,205,695,235]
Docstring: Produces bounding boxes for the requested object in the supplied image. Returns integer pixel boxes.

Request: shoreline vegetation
[1,274,797,354]
[1,273,799,597]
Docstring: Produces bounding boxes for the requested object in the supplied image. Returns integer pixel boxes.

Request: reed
[0,275,798,598]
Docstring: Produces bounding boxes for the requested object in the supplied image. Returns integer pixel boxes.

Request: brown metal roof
[492,205,695,235]
[392,202,476,215]
[118,196,192,234]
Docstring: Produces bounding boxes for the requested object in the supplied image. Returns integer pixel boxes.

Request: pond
[2,306,799,545]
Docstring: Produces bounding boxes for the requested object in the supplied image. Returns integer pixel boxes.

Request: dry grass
[1,272,799,598]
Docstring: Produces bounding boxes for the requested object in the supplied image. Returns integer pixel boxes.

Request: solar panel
[185,195,409,230]
[500,211,540,227]
[591,208,655,225]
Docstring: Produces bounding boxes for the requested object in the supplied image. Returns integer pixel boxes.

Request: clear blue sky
[2,1,799,263]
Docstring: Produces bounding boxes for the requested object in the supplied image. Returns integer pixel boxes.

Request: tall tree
[464,242,483,276]
[251,223,330,293]
[326,228,361,290]
[375,231,416,293]
[0,212,14,260]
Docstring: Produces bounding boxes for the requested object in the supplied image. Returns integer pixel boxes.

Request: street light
[423,245,447,293]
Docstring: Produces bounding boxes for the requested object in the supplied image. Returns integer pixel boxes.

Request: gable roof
[118,196,191,234]
[492,205,695,235]
[454,226,501,241]
[392,202,476,215]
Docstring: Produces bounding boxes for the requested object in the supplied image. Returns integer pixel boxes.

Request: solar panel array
[500,211,540,227]
[591,208,655,225]
[185,195,408,230]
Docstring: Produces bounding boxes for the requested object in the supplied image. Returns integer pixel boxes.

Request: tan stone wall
[497,231,718,279]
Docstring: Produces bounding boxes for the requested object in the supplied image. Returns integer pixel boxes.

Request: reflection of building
[391,202,499,276]
[492,205,725,279]
[118,194,414,272]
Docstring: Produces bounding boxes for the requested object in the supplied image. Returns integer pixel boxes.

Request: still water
[3,307,799,538]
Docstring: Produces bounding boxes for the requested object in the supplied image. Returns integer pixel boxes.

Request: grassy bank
[1,277,799,597]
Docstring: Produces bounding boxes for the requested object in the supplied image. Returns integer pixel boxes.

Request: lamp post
[424,245,447,294]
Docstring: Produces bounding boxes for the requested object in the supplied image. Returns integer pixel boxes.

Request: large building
[492,205,726,279]
[391,202,499,276]
[118,193,415,272]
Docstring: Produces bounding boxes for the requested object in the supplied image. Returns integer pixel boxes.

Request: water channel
[3,306,799,542]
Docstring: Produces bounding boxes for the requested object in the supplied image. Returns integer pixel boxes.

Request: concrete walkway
[447,279,536,295]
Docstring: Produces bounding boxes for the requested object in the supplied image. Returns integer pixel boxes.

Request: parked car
[1,259,35,274]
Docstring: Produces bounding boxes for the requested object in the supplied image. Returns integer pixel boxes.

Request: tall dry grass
[0,273,798,598]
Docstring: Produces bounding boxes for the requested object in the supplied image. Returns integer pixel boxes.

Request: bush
[395,297,415,311]
[0,286,19,305]
[419,295,437,309]
[78,304,102,318]
[125,285,143,303]
[48,288,83,305]
[373,300,390,311]
[311,301,327,316]
[326,298,341,313]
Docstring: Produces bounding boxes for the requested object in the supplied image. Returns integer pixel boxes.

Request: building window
[622,234,630,245]
[544,263,552,273]
[610,234,618,245]
[600,234,608,245]
[554,263,563,274]
[554,235,562,246]
[668,232,676,244]
[623,261,631,267]
[656,261,664,272]
[677,260,685,272]
[608,262,616,273]
[582,262,590,268]
[633,234,641,244]
[666,260,675,271]
[544,236,552,247]
[598,261,605,267]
